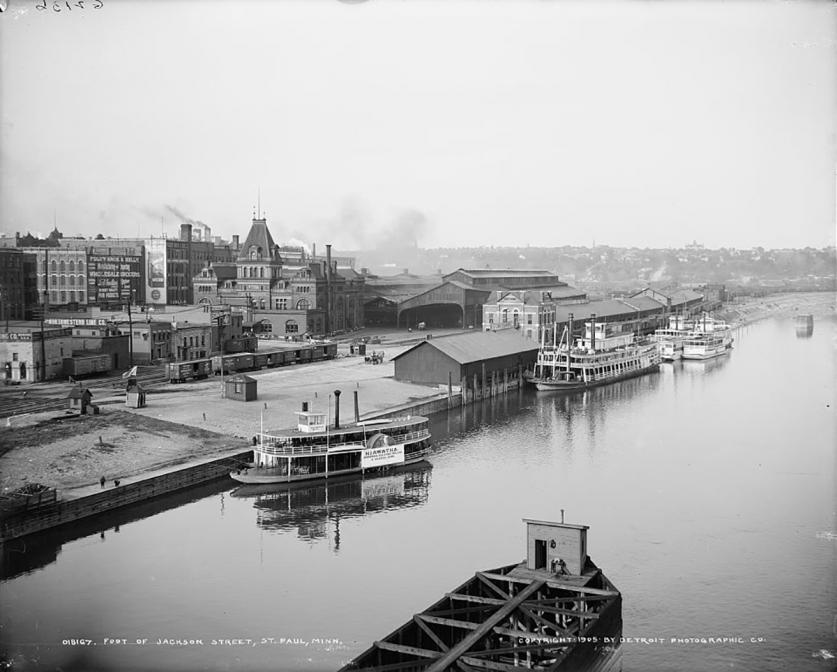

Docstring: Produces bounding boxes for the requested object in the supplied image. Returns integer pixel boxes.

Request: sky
[1,0,835,251]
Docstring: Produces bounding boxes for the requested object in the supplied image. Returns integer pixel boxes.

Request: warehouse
[392,331,539,396]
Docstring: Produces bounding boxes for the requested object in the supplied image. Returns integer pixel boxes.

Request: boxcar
[212,353,256,375]
[168,358,212,383]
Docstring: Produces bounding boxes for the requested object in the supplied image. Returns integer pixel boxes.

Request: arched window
[78,292,85,302]
[59,260,66,273]
[259,267,264,278]
[78,261,84,273]
[296,299,310,310]
[259,299,265,309]
[69,261,75,272]
[51,260,57,272]
[502,309,508,323]
[285,319,299,334]
[69,276,75,286]
[249,246,257,260]
[50,275,57,287]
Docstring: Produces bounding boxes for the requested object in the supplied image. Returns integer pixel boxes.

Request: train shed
[392,331,539,398]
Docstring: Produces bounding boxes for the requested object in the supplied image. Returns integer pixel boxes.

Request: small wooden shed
[125,379,147,408]
[66,385,94,414]
[225,374,257,402]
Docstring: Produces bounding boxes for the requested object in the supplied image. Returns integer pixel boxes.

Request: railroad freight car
[63,353,114,377]
[167,358,212,383]
[212,352,256,375]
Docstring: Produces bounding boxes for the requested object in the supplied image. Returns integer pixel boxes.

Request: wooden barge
[341,519,622,672]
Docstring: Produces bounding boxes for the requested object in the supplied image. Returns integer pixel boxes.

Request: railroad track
[0,367,168,420]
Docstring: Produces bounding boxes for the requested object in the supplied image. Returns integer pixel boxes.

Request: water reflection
[679,353,732,375]
[1,479,231,581]
[231,463,432,547]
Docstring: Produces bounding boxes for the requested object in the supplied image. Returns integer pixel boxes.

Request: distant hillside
[354,245,836,293]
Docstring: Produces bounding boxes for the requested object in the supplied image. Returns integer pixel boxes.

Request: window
[51,260,57,272]
[234,381,243,394]
[285,319,299,334]
[12,353,18,362]
[78,261,84,273]
[69,261,75,272]
[69,276,75,287]
[527,314,533,325]
[60,291,66,303]
[259,299,265,309]
[60,261,66,273]
[259,268,264,278]
[50,275,57,287]
[296,299,310,310]
[276,298,288,310]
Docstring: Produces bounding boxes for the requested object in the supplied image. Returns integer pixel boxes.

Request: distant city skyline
[1,2,835,251]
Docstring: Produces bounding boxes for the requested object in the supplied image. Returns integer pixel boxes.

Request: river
[1,312,835,672]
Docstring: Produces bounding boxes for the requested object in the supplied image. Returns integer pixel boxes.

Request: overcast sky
[1,0,835,251]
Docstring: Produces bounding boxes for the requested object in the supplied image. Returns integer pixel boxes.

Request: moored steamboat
[526,314,660,392]
[230,392,431,485]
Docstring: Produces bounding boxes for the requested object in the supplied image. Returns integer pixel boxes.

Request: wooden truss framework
[340,562,621,672]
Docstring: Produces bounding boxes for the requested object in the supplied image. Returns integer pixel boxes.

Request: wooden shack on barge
[340,519,622,672]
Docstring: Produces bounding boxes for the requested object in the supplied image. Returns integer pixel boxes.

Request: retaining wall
[0,450,252,543]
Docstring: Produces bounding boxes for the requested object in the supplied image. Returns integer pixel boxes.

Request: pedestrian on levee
[100,476,106,488]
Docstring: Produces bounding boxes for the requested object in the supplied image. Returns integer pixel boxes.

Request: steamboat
[680,314,734,360]
[230,392,431,485]
[527,314,660,392]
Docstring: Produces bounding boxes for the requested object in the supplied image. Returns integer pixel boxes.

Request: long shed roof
[393,330,538,365]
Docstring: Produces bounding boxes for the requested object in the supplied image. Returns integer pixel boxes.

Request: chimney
[333,389,341,429]
[302,401,308,412]
[180,223,192,242]
[353,390,360,423]
[312,243,316,259]
[325,244,333,334]
[232,235,240,250]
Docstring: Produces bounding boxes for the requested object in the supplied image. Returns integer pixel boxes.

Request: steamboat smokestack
[302,401,308,412]
[590,313,596,351]
[333,389,341,429]
[353,390,360,423]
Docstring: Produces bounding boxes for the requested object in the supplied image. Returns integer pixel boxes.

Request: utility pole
[41,249,49,382]
[127,290,135,367]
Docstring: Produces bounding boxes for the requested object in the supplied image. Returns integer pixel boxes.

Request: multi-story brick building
[0,325,74,382]
[0,249,26,323]
[197,215,364,338]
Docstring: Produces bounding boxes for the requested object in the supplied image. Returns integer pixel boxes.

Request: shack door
[534,539,547,569]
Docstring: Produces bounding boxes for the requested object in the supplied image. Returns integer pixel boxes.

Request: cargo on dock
[341,518,622,672]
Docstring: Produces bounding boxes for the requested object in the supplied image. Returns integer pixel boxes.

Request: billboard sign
[145,239,167,305]
[87,252,142,305]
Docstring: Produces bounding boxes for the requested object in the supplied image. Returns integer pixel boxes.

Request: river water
[1,313,835,672]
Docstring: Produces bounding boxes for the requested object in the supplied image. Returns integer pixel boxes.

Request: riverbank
[717,290,835,326]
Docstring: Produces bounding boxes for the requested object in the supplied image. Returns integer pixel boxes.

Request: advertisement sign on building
[360,444,405,470]
[145,239,167,305]
[87,251,142,305]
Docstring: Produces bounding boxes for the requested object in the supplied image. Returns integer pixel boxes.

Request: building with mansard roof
[196,215,363,338]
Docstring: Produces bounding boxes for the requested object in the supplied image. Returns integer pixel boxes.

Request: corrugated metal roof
[393,330,539,365]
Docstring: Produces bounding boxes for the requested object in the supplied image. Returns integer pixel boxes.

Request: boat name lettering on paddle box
[361,444,405,469]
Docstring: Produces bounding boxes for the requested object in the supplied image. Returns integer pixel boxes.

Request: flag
[122,365,138,379]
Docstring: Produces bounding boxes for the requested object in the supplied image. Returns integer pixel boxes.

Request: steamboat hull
[230,453,429,485]
[531,362,660,392]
